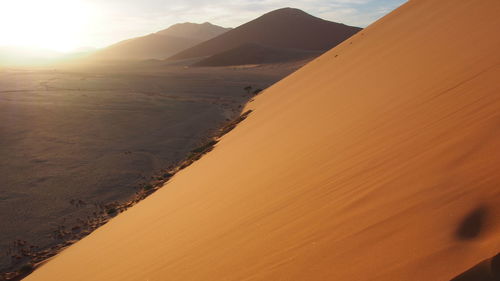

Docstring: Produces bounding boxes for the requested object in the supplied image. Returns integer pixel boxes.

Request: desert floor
[0,61,303,272]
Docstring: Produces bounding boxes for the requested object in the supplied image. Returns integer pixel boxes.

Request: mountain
[156,22,232,41]
[91,22,230,61]
[24,1,500,281]
[167,8,361,62]
[193,43,322,66]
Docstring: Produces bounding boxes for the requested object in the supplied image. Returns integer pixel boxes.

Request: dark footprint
[456,206,488,240]
[450,253,500,281]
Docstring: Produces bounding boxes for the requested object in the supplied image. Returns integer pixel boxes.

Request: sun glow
[0,0,94,52]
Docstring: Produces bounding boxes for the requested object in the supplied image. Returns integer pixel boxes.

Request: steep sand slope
[25,0,500,280]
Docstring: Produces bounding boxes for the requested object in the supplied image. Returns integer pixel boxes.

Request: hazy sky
[0,0,406,52]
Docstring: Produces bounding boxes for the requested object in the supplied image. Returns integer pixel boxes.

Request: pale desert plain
[12,0,500,280]
[0,61,303,275]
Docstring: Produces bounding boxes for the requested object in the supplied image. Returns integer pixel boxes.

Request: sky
[0,0,406,53]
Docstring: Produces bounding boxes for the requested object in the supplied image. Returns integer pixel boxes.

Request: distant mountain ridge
[91,22,230,61]
[168,7,361,64]
[193,43,321,67]
[157,22,232,41]
[21,1,500,281]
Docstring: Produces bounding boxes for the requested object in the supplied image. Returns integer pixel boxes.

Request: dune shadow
[455,206,488,240]
[450,253,500,281]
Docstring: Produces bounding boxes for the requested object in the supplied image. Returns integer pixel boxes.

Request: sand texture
[24,0,500,280]
[0,63,297,276]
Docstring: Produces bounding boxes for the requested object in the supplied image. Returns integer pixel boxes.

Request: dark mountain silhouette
[194,43,321,66]
[168,8,361,63]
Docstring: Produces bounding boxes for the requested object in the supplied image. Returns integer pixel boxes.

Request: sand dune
[167,8,360,61]
[91,23,230,61]
[194,43,321,67]
[0,64,296,278]
[24,0,500,280]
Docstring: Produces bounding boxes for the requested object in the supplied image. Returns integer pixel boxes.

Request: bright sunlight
[0,0,93,52]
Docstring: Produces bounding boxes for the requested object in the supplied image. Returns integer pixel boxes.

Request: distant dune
[91,22,230,61]
[167,8,361,62]
[24,0,500,281]
[193,43,322,66]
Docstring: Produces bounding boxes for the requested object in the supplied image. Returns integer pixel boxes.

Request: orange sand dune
[25,0,500,280]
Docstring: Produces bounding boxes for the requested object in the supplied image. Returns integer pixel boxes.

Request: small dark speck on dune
[455,205,488,240]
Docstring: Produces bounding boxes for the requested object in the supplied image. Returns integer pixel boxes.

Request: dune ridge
[24,0,500,280]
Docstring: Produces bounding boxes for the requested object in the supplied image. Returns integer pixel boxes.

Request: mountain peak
[257,7,316,20]
[168,7,361,61]
[265,7,310,15]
